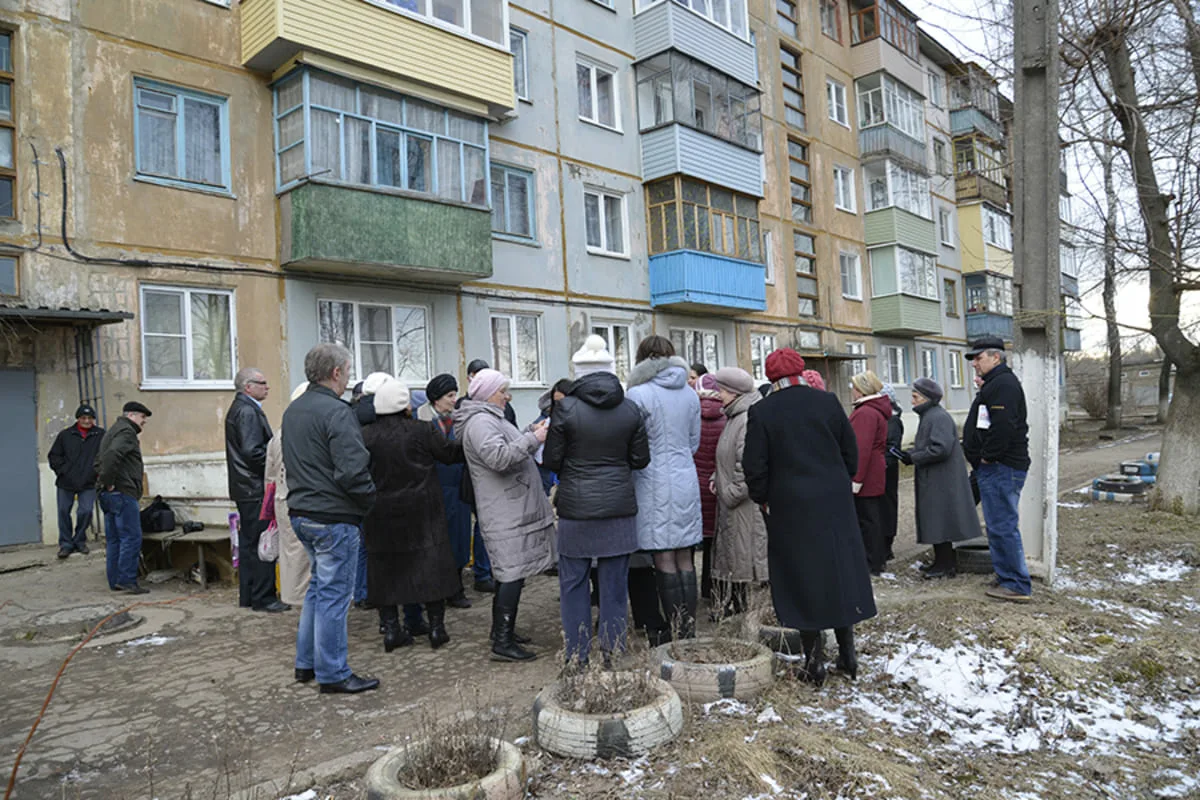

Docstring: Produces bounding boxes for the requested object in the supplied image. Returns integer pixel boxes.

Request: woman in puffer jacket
[693,373,725,606]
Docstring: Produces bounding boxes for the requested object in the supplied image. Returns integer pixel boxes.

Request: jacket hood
[570,372,625,410]
[723,390,759,420]
[452,398,504,427]
[627,355,690,390]
[700,394,724,420]
[855,394,893,421]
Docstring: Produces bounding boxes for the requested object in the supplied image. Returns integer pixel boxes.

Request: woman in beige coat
[264,383,311,606]
[710,367,769,617]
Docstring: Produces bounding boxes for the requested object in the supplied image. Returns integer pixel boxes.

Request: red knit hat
[765,348,806,382]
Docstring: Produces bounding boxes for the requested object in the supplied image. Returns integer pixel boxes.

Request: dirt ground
[2,429,1191,800]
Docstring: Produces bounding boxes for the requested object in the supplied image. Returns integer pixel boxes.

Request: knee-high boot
[427,600,449,649]
[490,581,535,662]
[679,569,698,639]
[655,571,685,640]
[800,630,827,687]
[834,626,858,680]
[379,605,413,652]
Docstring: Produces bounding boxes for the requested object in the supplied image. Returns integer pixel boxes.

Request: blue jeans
[292,517,358,684]
[977,463,1032,595]
[559,553,630,665]
[58,487,96,551]
[354,530,368,603]
[99,491,141,588]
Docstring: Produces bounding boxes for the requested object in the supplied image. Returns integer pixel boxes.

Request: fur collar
[627,355,690,389]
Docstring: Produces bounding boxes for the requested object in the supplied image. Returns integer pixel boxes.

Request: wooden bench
[143,528,232,589]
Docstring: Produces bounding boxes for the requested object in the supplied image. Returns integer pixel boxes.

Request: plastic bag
[258,520,279,562]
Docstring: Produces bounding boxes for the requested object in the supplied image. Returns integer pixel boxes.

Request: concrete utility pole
[1012,0,1061,585]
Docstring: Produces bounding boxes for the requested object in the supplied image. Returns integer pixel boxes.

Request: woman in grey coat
[626,335,702,638]
[453,368,554,662]
[899,377,983,578]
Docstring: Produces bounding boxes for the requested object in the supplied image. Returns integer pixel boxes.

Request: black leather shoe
[57,548,71,560]
[407,619,430,637]
[77,542,90,555]
[473,578,498,594]
[294,667,315,683]
[114,583,149,595]
[319,674,380,694]
[253,600,292,613]
[447,590,472,609]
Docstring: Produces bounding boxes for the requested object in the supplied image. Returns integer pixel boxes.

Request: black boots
[834,626,858,680]
[655,571,685,640]
[800,630,827,686]
[379,606,413,653]
[922,542,958,579]
[490,581,536,662]
[679,569,698,638]
[427,601,450,649]
[630,567,670,646]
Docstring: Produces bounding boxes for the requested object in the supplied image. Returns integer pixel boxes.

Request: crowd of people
[47,325,1033,695]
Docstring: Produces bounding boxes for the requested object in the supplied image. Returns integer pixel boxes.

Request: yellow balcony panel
[241,0,514,117]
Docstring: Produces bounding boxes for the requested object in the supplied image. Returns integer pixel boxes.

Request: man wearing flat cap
[95,401,153,594]
[962,336,1032,603]
[49,404,105,559]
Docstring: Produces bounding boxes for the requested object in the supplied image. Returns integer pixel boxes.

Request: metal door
[0,370,41,546]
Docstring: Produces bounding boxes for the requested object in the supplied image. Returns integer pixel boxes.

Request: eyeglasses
[247,379,268,386]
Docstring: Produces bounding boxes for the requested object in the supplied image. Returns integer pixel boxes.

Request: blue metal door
[0,370,41,546]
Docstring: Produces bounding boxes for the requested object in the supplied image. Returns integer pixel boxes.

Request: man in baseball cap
[48,404,106,559]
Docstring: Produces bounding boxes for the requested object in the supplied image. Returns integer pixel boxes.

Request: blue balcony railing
[649,250,766,312]
[966,312,1013,341]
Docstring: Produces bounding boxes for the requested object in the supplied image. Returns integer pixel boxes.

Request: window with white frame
[591,0,616,9]
[670,328,720,371]
[1059,193,1072,225]
[577,59,619,129]
[854,73,923,140]
[140,286,235,387]
[920,347,937,380]
[846,341,867,375]
[382,0,505,44]
[938,207,954,246]
[833,165,856,212]
[135,80,229,192]
[882,345,907,385]
[840,251,862,299]
[864,159,931,218]
[897,247,939,299]
[826,79,848,126]
[591,321,632,383]
[927,70,945,108]
[490,312,542,384]
[584,187,627,256]
[491,164,535,239]
[948,350,964,388]
[1060,243,1077,277]
[932,137,951,176]
[510,28,529,101]
[983,206,1012,249]
[318,300,430,383]
[750,333,777,381]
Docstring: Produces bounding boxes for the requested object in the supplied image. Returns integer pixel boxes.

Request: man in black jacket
[49,404,105,559]
[283,343,379,694]
[962,337,1033,603]
[226,367,287,613]
[96,402,152,594]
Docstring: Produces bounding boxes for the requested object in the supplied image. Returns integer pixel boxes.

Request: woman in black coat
[743,349,877,686]
[361,380,463,651]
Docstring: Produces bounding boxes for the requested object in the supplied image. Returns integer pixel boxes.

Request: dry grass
[667,638,760,663]
[555,663,660,715]
[396,690,507,791]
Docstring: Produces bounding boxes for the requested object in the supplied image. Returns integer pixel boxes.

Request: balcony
[240,0,514,117]
[859,125,928,171]
[1061,272,1079,297]
[871,295,942,336]
[864,207,937,252]
[949,108,1004,142]
[1062,328,1082,352]
[966,312,1014,341]
[641,125,763,197]
[649,250,766,313]
[633,0,757,87]
[955,172,1008,207]
[279,182,493,283]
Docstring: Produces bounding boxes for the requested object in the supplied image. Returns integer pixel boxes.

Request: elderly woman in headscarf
[264,383,312,606]
[898,377,982,578]
[744,349,876,685]
[710,367,768,618]
[693,373,726,606]
[880,383,905,565]
[453,368,554,662]
[849,371,891,577]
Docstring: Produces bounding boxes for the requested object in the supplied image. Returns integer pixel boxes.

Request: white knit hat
[373,379,411,416]
[572,334,616,377]
[362,372,393,396]
[289,382,309,402]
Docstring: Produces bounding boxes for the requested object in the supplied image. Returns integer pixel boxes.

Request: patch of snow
[619,756,649,784]
[116,634,176,654]
[756,705,782,724]
[1153,769,1200,797]
[513,736,530,746]
[1057,501,1088,509]
[759,773,784,793]
[1115,558,1192,585]
[1075,597,1164,628]
[278,791,317,800]
[703,698,752,716]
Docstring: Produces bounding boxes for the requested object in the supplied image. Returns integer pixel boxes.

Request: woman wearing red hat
[743,348,876,686]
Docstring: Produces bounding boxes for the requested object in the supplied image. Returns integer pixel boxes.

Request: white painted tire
[655,637,775,703]
[532,674,684,759]
[364,737,525,800]
[742,607,805,656]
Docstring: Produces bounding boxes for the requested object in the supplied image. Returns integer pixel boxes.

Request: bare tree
[1100,139,1124,428]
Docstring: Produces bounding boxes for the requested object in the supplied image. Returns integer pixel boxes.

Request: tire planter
[654,637,775,703]
[954,541,994,575]
[1092,474,1150,494]
[532,674,683,759]
[365,737,525,800]
[741,607,805,656]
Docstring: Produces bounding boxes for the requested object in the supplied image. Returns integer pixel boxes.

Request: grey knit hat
[912,377,944,404]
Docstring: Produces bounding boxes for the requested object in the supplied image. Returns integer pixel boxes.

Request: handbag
[139,496,176,533]
[259,482,277,522]
[257,520,279,562]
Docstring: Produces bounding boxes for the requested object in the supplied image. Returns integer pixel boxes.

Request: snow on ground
[1115,558,1192,585]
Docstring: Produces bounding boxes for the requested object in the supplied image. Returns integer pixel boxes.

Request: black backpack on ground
[140,496,177,533]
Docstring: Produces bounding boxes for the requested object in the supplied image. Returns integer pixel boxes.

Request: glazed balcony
[649,250,766,313]
[633,0,757,87]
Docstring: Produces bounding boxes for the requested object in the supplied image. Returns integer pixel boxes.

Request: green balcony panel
[280,183,493,283]
[864,207,937,252]
[872,294,942,336]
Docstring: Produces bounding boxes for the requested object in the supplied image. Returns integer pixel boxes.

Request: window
[796,330,821,349]
[897,247,938,299]
[881,345,907,385]
[273,70,489,205]
[584,187,627,256]
[780,47,806,131]
[943,278,958,315]
[932,137,951,176]
[0,31,14,218]
[840,251,862,299]
[318,300,430,384]
[511,28,529,101]
[591,0,615,8]
[776,0,798,38]
[795,230,818,317]
[833,166,856,212]
[134,80,229,192]
[0,254,16,295]
[966,275,1013,315]
[491,312,542,384]
[826,79,848,127]
[983,206,1012,249]
[938,207,954,245]
[849,0,919,60]
[854,73,923,140]
[671,328,720,370]
[954,135,1005,184]
[763,229,775,283]
[381,0,505,44]
[1061,244,1077,277]
[927,70,945,108]
[578,60,619,130]
[591,321,632,383]
[948,350,963,387]
[820,0,841,40]
[750,333,777,381]
[787,139,812,224]
[846,341,867,375]
[864,160,931,218]
[491,164,534,239]
[634,53,762,149]
[1060,193,1072,225]
[140,286,235,387]
[920,347,937,380]
[645,178,761,261]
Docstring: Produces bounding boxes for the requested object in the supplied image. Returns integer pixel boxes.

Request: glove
[899,449,913,466]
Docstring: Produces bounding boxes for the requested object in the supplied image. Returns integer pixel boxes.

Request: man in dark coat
[48,404,105,559]
[962,337,1033,603]
[744,348,876,686]
[226,367,287,613]
[95,402,152,594]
